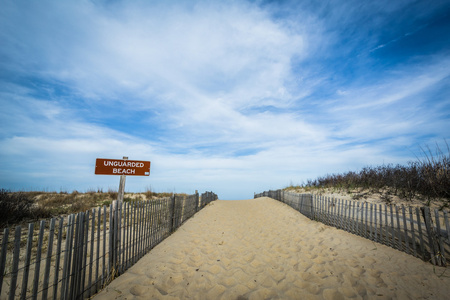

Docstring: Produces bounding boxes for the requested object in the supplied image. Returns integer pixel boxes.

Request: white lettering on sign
[105,161,144,168]
[113,168,137,175]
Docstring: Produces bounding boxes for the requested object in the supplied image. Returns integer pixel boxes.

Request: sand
[93,198,450,300]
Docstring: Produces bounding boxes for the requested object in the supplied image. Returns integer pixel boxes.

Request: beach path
[93,197,450,300]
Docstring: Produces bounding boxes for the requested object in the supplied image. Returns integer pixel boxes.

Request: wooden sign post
[117,157,128,202]
[95,156,151,201]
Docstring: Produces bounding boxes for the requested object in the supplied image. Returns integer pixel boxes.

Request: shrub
[298,142,450,207]
[0,189,51,227]
[108,189,118,200]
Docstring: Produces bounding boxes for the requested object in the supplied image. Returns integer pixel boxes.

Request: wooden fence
[0,191,218,300]
[255,190,449,267]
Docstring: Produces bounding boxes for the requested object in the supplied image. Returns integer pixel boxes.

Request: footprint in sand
[207,264,223,275]
[340,285,359,298]
[243,253,255,263]
[129,285,147,296]
[323,288,346,300]
[313,256,326,265]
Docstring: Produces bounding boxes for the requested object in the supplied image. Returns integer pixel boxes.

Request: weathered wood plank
[9,226,22,300]
[415,207,426,261]
[102,207,106,288]
[133,201,138,264]
[52,217,64,300]
[31,220,46,300]
[434,209,446,266]
[351,201,356,234]
[355,202,360,236]
[369,204,373,241]
[408,207,417,258]
[81,211,90,298]
[61,214,73,300]
[401,206,409,255]
[395,206,402,251]
[444,210,450,244]
[20,223,34,300]
[42,218,56,300]
[0,227,9,296]
[389,205,395,249]
[374,204,377,242]
[95,208,101,292]
[337,199,341,229]
[117,201,122,272]
[125,202,130,269]
[379,205,384,245]
[423,207,437,265]
[88,209,95,298]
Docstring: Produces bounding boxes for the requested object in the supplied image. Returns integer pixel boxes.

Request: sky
[1,0,450,200]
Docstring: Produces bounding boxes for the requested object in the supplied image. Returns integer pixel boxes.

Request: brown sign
[95,158,151,176]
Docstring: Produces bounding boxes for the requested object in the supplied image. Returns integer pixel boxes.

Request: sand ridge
[93,198,450,299]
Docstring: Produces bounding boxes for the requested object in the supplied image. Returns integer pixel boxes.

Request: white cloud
[1,1,449,199]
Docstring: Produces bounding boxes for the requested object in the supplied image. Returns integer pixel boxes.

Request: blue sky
[1,0,449,200]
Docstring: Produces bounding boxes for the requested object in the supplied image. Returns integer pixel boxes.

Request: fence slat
[117,201,122,273]
[395,206,402,252]
[52,217,64,300]
[401,206,409,255]
[415,207,426,261]
[61,214,73,300]
[351,201,355,234]
[139,201,145,259]
[9,226,22,300]
[146,200,151,250]
[125,202,130,269]
[65,214,76,300]
[408,207,417,258]
[364,203,369,239]
[444,210,450,244]
[0,227,9,297]
[389,205,395,248]
[20,223,34,300]
[95,207,100,292]
[32,220,46,300]
[88,209,95,298]
[373,204,377,242]
[71,212,83,300]
[132,202,137,264]
[369,204,373,241]
[0,227,9,296]
[423,207,438,265]
[81,211,90,298]
[355,202,360,236]
[434,209,446,266]
[108,204,114,277]
[150,199,156,249]
[102,206,106,287]
[379,205,383,245]
[42,218,56,300]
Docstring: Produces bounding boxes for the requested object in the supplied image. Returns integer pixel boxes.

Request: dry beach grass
[93,198,450,300]
[0,189,179,229]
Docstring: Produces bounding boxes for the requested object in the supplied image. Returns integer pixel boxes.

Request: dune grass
[0,188,184,228]
[286,142,450,208]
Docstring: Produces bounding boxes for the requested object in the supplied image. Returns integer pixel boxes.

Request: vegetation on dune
[286,142,450,208]
[0,188,181,228]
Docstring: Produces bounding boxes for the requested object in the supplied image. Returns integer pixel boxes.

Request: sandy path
[93,198,450,300]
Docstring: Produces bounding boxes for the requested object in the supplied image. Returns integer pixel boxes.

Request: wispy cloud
[1,0,449,199]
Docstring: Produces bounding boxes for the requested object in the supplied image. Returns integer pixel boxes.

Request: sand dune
[93,198,450,299]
